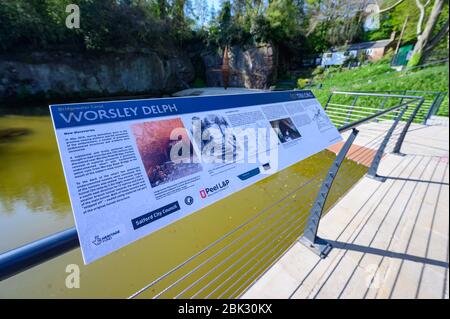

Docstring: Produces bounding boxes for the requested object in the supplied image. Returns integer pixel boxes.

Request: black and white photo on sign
[270,118,302,144]
[191,114,242,162]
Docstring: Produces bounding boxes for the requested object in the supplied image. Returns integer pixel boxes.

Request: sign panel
[49,91,342,264]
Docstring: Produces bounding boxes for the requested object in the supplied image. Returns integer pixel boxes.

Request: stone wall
[203,43,277,89]
[0,50,195,102]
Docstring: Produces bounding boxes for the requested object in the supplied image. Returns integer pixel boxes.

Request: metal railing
[0,91,425,298]
[300,91,424,257]
[376,90,448,123]
[325,90,447,124]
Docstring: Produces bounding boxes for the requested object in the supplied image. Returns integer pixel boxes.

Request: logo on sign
[91,230,121,247]
[185,196,194,205]
[200,180,230,199]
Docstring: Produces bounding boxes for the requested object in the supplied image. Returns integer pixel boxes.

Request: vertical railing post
[375,96,389,123]
[393,98,425,155]
[428,92,446,123]
[345,96,359,124]
[397,95,405,120]
[299,128,359,258]
[379,96,388,110]
[367,103,410,182]
[423,93,440,125]
[324,93,333,111]
[436,93,448,116]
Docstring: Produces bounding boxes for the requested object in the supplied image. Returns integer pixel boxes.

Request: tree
[410,0,449,64]
[374,0,448,65]
[210,0,249,46]
[305,0,368,49]
[266,0,299,41]
[157,0,168,18]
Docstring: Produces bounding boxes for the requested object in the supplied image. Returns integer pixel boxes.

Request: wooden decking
[242,121,449,299]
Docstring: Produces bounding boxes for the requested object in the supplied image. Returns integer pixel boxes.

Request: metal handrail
[298,91,424,258]
[338,98,421,133]
[350,90,448,123]
[0,92,425,288]
[0,228,79,281]
[332,91,421,100]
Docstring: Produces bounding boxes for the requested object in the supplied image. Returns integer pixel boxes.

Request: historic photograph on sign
[191,114,242,162]
[270,118,302,144]
[131,118,202,188]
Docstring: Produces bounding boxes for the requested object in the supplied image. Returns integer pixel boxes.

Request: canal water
[0,111,367,298]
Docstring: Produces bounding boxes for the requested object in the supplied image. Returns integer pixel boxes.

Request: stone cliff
[202,43,277,90]
[0,50,195,102]
[0,43,278,103]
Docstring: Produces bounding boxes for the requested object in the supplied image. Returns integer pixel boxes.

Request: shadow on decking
[325,241,449,269]
[380,176,449,186]
[288,153,448,299]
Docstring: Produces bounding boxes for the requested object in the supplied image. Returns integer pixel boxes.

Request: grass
[311,59,449,117]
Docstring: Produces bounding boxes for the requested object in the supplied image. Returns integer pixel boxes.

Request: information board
[50,91,342,264]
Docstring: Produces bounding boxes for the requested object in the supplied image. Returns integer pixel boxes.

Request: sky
[207,0,221,10]
[190,0,222,27]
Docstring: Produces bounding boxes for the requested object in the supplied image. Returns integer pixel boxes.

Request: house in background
[321,32,396,67]
[300,54,322,67]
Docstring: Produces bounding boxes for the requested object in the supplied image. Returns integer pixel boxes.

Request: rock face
[203,43,277,89]
[0,50,195,102]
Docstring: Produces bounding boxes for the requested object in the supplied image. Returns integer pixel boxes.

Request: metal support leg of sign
[367,105,409,182]
[299,128,359,259]
[393,98,425,156]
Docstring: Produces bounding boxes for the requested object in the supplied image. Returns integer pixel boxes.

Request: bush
[326,65,343,76]
[192,78,206,88]
[0,0,189,53]
[407,52,422,67]
[343,56,359,67]
[297,78,311,89]
[312,66,325,77]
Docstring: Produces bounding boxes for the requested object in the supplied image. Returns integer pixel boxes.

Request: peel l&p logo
[200,180,230,199]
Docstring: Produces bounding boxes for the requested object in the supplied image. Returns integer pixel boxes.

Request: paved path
[172,87,263,97]
[427,116,449,127]
[242,122,449,299]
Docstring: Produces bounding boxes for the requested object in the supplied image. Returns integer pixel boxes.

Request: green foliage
[391,0,421,44]
[312,59,449,118]
[266,0,298,41]
[205,0,309,49]
[207,1,251,47]
[192,78,206,88]
[368,0,449,46]
[0,0,76,51]
[0,0,194,52]
[1,0,448,71]
[297,78,310,89]
[304,0,366,51]
[407,52,422,67]
[364,13,395,41]
[343,55,358,67]
[249,14,272,43]
[312,66,325,77]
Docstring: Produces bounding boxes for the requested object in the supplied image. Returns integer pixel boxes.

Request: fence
[0,92,426,298]
[324,90,447,124]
